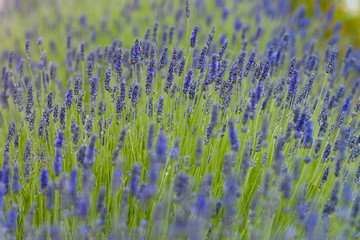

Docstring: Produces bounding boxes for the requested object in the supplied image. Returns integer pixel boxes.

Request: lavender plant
[0,0,359,239]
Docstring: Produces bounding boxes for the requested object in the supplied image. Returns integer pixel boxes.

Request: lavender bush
[0,0,360,239]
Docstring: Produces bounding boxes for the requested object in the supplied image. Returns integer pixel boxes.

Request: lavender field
[0,0,360,239]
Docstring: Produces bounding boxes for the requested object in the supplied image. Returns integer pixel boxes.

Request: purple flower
[39,168,49,191]
[152,20,159,43]
[322,142,332,163]
[197,46,208,71]
[150,42,156,59]
[208,54,218,83]
[147,123,155,149]
[234,18,242,32]
[189,26,200,48]
[104,68,112,92]
[237,50,247,78]
[287,71,299,104]
[6,205,18,233]
[25,83,34,116]
[80,42,86,61]
[54,131,64,149]
[321,166,330,183]
[8,50,14,69]
[244,51,256,77]
[145,58,156,95]
[196,137,203,163]
[53,148,63,176]
[96,186,106,212]
[11,164,21,194]
[111,165,122,193]
[280,173,292,199]
[52,103,59,123]
[169,26,175,44]
[90,75,99,102]
[326,49,338,74]
[177,57,186,77]
[156,130,168,164]
[251,27,262,43]
[156,96,164,122]
[116,95,126,114]
[223,173,239,226]
[206,104,218,139]
[162,29,168,45]
[169,138,181,160]
[0,165,10,194]
[305,212,318,239]
[130,38,141,64]
[87,61,94,79]
[25,39,30,56]
[218,39,228,59]
[185,0,190,18]
[16,59,24,78]
[216,59,228,89]
[67,35,72,49]
[113,48,123,77]
[159,45,168,69]
[303,121,313,148]
[69,168,78,203]
[273,137,285,175]
[173,172,188,201]
[58,104,66,130]
[206,25,216,49]
[228,119,239,152]
[65,88,73,109]
[120,79,126,100]
[341,95,353,113]
[131,82,140,108]
[77,194,89,218]
[130,164,141,196]
[73,76,81,95]
[166,47,178,91]
[77,145,86,167]
[85,135,97,168]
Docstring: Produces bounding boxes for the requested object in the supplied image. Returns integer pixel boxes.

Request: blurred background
[292,0,360,47]
[0,0,359,47]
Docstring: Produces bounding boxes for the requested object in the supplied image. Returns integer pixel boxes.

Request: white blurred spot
[345,0,360,13]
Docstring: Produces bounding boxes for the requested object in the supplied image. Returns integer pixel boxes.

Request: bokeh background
[292,0,360,47]
[0,0,358,46]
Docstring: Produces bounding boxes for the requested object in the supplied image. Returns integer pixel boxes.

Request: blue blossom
[130,164,141,196]
[189,26,200,48]
[39,168,49,191]
[156,130,167,164]
[228,119,239,152]
[326,49,338,74]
